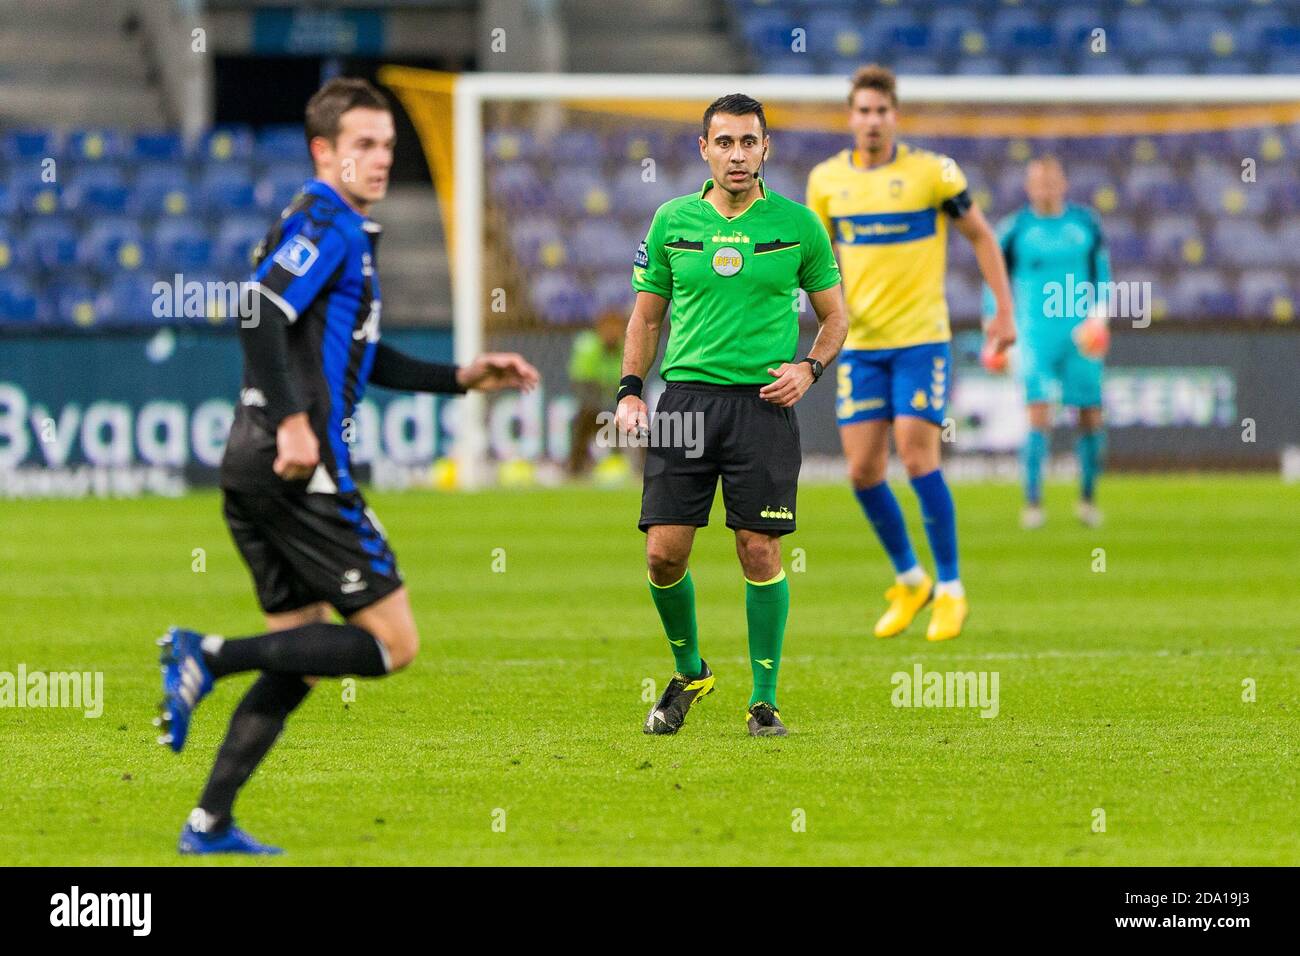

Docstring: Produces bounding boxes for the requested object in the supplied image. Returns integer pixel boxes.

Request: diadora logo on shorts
[760,505,793,520]
[273,235,319,276]
[712,246,744,276]
[340,568,367,594]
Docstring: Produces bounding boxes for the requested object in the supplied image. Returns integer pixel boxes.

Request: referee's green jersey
[632,178,841,386]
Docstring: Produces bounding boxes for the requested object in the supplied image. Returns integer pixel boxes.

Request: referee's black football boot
[746,701,788,737]
[643,660,716,735]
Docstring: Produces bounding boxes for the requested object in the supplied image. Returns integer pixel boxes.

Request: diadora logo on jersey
[889,178,904,196]
[362,252,374,277]
[760,505,793,519]
[710,232,749,244]
[712,246,744,276]
[273,235,319,276]
[340,568,367,594]
[633,239,649,268]
[240,387,267,407]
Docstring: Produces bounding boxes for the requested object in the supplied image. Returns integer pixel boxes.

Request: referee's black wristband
[617,374,643,403]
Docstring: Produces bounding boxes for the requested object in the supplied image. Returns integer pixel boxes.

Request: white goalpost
[448,72,1300,488]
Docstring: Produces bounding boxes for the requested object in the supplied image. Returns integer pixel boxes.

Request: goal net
[380,69,1300,486]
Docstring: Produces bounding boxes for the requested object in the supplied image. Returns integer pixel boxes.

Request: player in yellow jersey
[807,66,1016,641]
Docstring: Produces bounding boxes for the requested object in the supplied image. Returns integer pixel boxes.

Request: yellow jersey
[806,142,968,350]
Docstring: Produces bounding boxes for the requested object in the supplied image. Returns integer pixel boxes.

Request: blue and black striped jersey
[220,179,383,494]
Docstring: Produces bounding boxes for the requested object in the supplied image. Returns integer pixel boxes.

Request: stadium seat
[1176,12,1237,58]
[510,217,567,269]
[0,272,40,322]
[933,9,987,57]
[65,164,131,216]
[1,129,62,162]
[1114,9,1175,57]
[78,218,149,276]
[132,131,185,162]
[1239,9,1289,57]
[24,218,79,271]
[530,271,594,325]
[491,162,546,213]
[611,165,671,219]
[989,9,1055,56]
[202,125,256,163]
[67,130,127,163]
[1168,268,1237,319]
[153,218,214,273]
[99,274,160,324]
[548,130,604,167]
[1100,216,1145,266]
[196,165,258,214]
[1125,165,1194,213]
[550,168,612,217]
[1212,219,1274,268]
[486,128,544,163]
[1238,269,1295,321]
[52,278,103,328]
[572,219,633,271]
[253,126,308,165]
[7,169,62,216]
[1147,214,1204,267]
[1191,162,1267,217]
[129,164,194,218]
[1053,7,1104,54]
[591,271,633,313]
[213,216,268,273]
[255,165,309,213]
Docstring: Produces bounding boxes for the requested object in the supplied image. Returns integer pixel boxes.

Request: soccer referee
[153,77,538,854]
[617,94,848,738]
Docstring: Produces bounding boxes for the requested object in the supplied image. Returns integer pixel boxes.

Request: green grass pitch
[0,476,1295,866]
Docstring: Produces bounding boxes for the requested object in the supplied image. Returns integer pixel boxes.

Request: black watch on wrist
[801,357,824,383]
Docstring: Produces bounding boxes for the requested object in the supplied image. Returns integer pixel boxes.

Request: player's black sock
[197,672,312,829]
[204,622,389,678]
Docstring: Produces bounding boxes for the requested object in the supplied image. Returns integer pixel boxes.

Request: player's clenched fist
[616,395,650,437]
[273,412,320,480]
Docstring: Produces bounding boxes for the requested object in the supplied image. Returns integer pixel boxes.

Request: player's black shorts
[639,381,801,535]
[222,488,404,617]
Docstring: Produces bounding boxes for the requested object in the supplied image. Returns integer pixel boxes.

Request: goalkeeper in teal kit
[986,157,1111,529]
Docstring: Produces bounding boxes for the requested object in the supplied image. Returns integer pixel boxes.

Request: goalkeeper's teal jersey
[983,203,1110,342]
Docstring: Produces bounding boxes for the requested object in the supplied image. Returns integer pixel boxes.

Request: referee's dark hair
[702,93,767,140]
[305,77,392,149]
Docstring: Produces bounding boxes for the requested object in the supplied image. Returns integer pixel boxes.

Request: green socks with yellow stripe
[649,569,702,677]
[746,569,789,708]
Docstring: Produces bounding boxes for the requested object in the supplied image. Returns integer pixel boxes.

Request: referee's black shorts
[638,381,802,535]
[222,488,404,617]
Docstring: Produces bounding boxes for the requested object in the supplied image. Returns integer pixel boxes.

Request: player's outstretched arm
[759,283,847,408]
[954,204,1016,353]
[368,342,539,395]
[615,291,669,436]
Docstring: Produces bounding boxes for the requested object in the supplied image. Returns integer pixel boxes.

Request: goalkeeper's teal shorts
[1021,332,1104,408]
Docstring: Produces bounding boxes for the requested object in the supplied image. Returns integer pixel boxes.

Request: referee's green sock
[648,569,701,677]
[746,569,789,708]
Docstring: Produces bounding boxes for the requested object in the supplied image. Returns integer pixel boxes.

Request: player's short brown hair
[304,77,391,148]
[848,64,898,107]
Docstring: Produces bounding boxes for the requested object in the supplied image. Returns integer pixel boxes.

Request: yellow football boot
[926,592,969,642]
[874,574,934,638]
